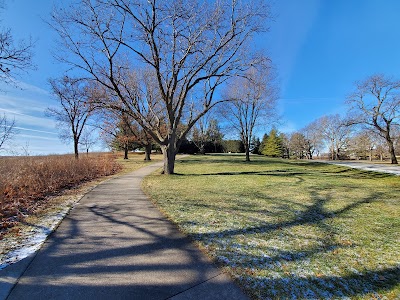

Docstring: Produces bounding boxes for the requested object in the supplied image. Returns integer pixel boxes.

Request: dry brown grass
[0,153,121,235]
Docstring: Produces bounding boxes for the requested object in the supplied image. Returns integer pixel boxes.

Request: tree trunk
[74,139,79,160]
[124,144,129,160]
[244,142,250,162]
[161,144,176,174]
[199,143,205,155]
[386,138,398,164]
[144,143,152,161]
[245,148,250,162]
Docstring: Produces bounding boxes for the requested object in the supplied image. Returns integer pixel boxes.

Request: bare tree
[46,77,94,159]
[79,127,98,155]
[191,115,223,154]
[309,114,351,160]
[50,0,270,174]
[0,113,18,150]
[0,4,35,86]
[302,122,324,159]
[347,74,400,164]
[347,130,375,161]
[191,113,212,155]
[289,132,307,159]
[280,133,290,158]
[220,67,278,161]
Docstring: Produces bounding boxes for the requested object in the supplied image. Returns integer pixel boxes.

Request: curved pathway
[318,160,400,176]
[3,162,248,300]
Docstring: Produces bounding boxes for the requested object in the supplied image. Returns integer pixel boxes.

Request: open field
[115,152,163,174]
[143,155,400,299]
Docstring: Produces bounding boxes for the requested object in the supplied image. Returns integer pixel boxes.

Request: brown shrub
[0,153,121,235]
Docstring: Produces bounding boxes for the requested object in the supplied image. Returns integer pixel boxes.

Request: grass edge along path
[143,155,400,300]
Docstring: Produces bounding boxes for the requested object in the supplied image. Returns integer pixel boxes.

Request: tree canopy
[347,74,400,164]
[51,0,271,173]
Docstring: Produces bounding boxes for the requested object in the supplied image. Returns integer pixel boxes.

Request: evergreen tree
[261,129,284,157]
[260,133,268,153]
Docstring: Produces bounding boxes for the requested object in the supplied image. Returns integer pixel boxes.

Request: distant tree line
[43,73,399,164]
[251,115,398,162]
[249,74,400,164]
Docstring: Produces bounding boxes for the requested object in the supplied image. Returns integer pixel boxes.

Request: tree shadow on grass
[174,170,310,180]
[191,190,380,240]
[246,266,400,299]
[172,156,399,297]
[183,189,399,298]
[177,156,395,179]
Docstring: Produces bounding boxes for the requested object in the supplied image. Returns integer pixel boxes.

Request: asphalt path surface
[318,160,400,176]
[2,161,248,300]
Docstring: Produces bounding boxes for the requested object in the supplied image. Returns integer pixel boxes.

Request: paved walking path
[2,162,248,300]
[319,160,400,176]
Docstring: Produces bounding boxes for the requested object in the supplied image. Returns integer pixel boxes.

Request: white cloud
[14,127,58,135]
[0,81,70,155]
[18,134,59,141]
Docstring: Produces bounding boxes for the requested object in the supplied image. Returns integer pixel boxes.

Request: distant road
[317,160,400,176]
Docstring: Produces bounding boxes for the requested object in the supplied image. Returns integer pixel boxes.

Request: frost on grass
[145,156,400,299]
[0,195,81,270]
[1,216,58,269]
[184,219,400,299]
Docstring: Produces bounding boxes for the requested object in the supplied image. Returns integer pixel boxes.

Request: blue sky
[1,0,400,155]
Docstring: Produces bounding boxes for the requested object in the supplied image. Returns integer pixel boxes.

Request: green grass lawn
[116,152,163,173]
[143,155,400,299]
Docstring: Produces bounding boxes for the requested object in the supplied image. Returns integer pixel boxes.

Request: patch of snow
[0,206,71,270]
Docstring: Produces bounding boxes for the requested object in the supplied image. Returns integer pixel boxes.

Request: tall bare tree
[191,115,223,154]
[0,113,18,151]
[308,114,351,160]
[301,122,324,159]
[220,67,278,161]
[289,132,307,159]
[191,113,212,155]
[46,77,94,159]
[0,3,35,86]
[79,127,98,156]
[347,130,375,161]
[50,0,270,174]
[347,74,400,164]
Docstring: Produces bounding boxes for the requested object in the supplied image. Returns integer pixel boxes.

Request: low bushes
[0,153,121,235]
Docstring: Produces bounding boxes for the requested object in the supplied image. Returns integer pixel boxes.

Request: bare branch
[219,65,279,161]
[0,28,35,85]
[0,113,18,150]
[46,76,95,159]
[51,0,271,173]
[346,74,400,164]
